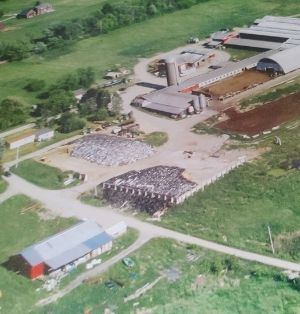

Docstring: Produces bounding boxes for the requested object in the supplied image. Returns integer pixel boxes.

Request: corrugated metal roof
[84,232,112,251]
[46,244,90,270]
[143,102,186,115]
[258,45,300,74]
[35,128,54,137]
[225,38,281,50]
[20,221,111,267]
[106,222,127,238]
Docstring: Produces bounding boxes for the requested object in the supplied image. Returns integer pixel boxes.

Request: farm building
[6,131,35,149]
[17,3,53,18]
[163,48,214,77]
[8,221,112,279]
[106,221,127,238]
[17,8,36,19]
[35,128,54,142]
[225,16,300,50]
[99,166,198,215]
[132,49,275,117]
[257,45,300,74]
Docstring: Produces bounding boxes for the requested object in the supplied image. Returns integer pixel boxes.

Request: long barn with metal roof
[257,45,300,74]
[8,220,112,279]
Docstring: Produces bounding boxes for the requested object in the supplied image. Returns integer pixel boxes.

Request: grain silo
[165,57,179,86]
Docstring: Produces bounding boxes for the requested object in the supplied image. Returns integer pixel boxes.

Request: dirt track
[216,92,300,136]
[203,70,271,97]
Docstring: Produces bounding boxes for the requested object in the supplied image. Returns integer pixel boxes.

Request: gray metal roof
[35,128,54,137]
[257,45,300,74]
[20,220,112,268]
[225,38,282,50]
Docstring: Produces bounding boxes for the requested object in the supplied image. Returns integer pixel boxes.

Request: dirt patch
[201,70,271,98]
[215,92,300,136]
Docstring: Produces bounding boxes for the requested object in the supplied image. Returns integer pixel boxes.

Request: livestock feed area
[99,166,198,215]
[201,70,271,99]
[215,92,300,136]
[70,135,154,166]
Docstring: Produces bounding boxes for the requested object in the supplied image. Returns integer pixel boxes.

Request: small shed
[17,9,37,19]
[34,3,53,15]
[35,128,54,142]
[6,131,35,149]
[104,72,122,79]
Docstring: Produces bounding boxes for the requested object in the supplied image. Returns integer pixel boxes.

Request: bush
[57,112,86,133]
[25,79,46,92]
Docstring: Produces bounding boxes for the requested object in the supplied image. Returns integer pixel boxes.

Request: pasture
[1,0,299,104]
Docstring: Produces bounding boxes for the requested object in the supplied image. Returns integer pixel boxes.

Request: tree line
[0,0,210,61]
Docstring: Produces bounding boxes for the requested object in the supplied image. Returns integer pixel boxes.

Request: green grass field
[0,195,77,314]
[158,123,300,260]
[0,178,7,194]
[11,159,80,189]
[34,238,300,314]
[143,132,168,147]
[1,0,300,104]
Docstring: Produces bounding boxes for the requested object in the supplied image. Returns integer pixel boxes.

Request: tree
[96,89,111,107]
[0,98,27,130]
[24,79,46,92]
[46,89,76,115]
[77,67,95,88]
[110,92,123,115]
[57,112,86,133]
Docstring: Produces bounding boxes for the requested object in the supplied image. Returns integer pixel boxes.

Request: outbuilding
[35,128,54,142]
[6,131,35,149]
[257,45,300,74]
[8,220,112,279]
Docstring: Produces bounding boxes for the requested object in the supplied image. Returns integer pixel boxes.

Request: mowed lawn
[11,159,77,189]
[0,178,8,194]
[1,0,300,103]
[0,195,77,314]
[35,238,300,314]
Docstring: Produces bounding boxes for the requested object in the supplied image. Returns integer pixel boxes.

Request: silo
[199,94,208,109]
[165,57,179,86]
[192,96,201,113]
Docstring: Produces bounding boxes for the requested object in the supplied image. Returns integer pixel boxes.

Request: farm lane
[5,174,300,275]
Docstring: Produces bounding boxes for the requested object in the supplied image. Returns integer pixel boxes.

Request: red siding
[28,263,44,279]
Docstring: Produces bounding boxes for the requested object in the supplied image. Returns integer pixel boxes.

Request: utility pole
[268,225,275,255]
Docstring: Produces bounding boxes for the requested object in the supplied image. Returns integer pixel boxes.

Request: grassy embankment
[0,195,77,314]
[35,238,300,314]
[11,159,80,190]
[1,0,300,103]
